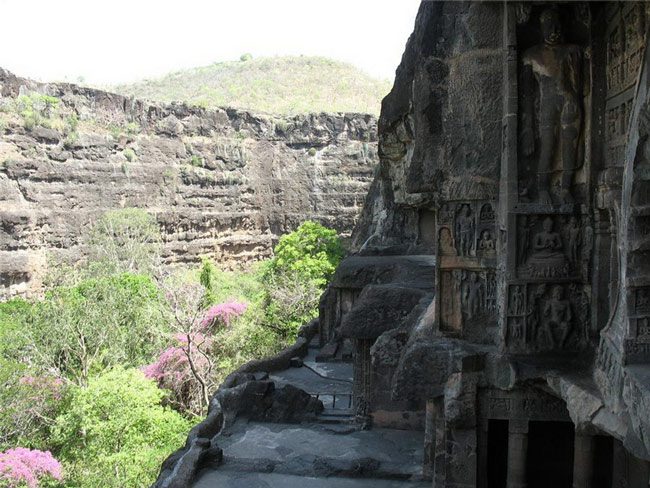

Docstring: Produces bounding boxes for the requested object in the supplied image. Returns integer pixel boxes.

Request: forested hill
[110,56,391,116]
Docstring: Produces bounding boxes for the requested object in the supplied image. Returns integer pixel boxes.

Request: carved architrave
[479,388,571,422]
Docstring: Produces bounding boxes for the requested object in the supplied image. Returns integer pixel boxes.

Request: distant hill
[110,56,392,116]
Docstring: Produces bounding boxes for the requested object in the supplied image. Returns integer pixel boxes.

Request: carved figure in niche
[517,216,532,264]
[439,203,453,224]
[581,215,593,277]
[509,285,525,316]
[462,272,484,320]
[438,227,456,256]
[480,203,495,222]
[511,317,524,342]
[455,204,474,256]
[542,285,573,349]
[478,230,496,255]
[530,217,563,257]
[528,284,547,343]
[526,217,568,277]
[521,8,582,204]
[563,216,580,266]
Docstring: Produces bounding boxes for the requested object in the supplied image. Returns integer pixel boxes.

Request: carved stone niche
[515,213,593,280]
[517,4,591,206]
[437,201,496,263]
[505,281,590,354]
[439,269,497,341]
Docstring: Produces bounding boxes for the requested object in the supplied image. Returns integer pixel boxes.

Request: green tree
[85,208,161,276]
[52,367,191,488]
[266,221,343,287]
[263,221,343,337]
[11,273,167,386]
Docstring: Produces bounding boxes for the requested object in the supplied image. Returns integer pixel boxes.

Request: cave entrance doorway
[526,420,574,488]
[486,419,508,487]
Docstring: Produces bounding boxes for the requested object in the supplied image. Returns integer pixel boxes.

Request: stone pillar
[572,432,594,488]
[507,419,528,488]
[477,419,489,488]
[423,400,435,479]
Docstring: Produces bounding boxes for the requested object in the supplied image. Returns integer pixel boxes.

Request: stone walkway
[192,345,428,487]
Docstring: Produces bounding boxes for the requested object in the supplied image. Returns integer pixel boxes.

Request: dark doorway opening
[593,435,614,488]
[487,419,508,487]
[527,421,575,488]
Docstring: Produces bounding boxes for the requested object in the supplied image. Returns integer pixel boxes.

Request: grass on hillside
[111,56,391,116]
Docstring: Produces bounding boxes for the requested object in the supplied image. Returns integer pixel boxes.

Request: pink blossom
[201,301,247,329]
[0,448,63,488]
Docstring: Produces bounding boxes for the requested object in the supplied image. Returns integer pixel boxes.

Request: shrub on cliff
[52,367,190,488]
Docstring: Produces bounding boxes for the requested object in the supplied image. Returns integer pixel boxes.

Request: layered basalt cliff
[0,69,378,297]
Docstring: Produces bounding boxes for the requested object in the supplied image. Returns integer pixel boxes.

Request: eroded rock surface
[0,68,378,297]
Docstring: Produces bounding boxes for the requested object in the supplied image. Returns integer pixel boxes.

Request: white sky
[0,0,421,85]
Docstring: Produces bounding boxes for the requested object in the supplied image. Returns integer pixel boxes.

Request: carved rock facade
[327,2,650,486]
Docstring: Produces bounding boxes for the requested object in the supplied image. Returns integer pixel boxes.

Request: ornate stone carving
[479,203,495,222]
[541,285,573,349]
[439,227,456,256]
[477,229,495,256]
[455,204,474,257]
[462,272,485,321]
[520,8,583,204]
[506,282,588,352]
[480,389,570,422]
[524,217,569,278]
[508,285,526,316]
[439,203,454,225]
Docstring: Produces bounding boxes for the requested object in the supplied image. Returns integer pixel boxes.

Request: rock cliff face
[0,69,378,297]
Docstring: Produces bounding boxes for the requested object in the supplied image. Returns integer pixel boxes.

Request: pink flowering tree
[0,448,63,488]
[145,278,248,415]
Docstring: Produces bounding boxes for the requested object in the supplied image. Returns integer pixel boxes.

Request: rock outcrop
[0,68,378,297]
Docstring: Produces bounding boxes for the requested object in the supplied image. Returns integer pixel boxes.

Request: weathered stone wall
[338,1,650,486]
[0,69,378,297]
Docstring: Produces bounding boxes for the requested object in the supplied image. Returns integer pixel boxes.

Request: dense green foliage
[52,368,190,488]
[111,56,391,115]
[262,221,344,337]
[0,209,343,487]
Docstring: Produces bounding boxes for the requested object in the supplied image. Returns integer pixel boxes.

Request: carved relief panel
[437,202,497,263]
[605,3,647,168]
[437,200,498,341]
[505,282,590,353]
[440,269,497,336]
[516,213,593,280]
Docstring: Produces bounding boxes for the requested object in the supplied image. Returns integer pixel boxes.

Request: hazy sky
[0,0,421,85]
